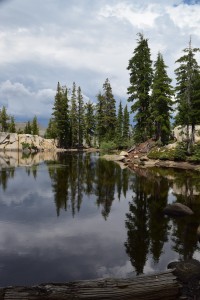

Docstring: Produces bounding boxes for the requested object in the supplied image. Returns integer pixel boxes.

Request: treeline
[0,106,40,135]
[127,33,200,153]
[46,79,130,149]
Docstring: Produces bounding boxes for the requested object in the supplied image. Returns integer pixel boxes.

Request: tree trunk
[0,271,180,300]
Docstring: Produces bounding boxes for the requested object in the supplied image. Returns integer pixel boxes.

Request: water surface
[0,151,200,286]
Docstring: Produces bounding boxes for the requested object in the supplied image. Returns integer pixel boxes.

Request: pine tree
[52,82,70,148]
[96,92,106,145]
[175,38,200,153]
[24,121,32,134]
[0,106,9,132]
[150,52,174,144]
[77,86,85,147]
[84,101,95,147]
[70,82,78,147]
[127,33,153,142]
[115,101,123,147]
[32,115,39,135]
[123,104,130,143]
[102,78,116,141]
[45,118,57,139]
[9,116,16,133]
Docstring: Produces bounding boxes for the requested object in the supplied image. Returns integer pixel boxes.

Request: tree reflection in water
[1,152,200,277]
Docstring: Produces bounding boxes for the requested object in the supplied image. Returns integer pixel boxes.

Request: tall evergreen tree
[102,78,116,141]
[32,115,39,135]
[96,92,106,145]
[115,101,123,147]
[77,86,85,147]
[24,121,32,134]
[0,106,9,132]
[9,116,16,133]
[127,33,153,142]
[52,82,70,148]
[175,38,200,153]
[70,82,78,147]
[123,104,130,143]
[84,101,95,147]
[45,118,57,139]
[150,52,174,144]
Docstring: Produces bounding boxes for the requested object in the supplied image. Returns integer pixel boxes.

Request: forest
[0,33,200,155]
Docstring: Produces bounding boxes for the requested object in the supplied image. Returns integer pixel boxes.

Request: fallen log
[0,270,180,300]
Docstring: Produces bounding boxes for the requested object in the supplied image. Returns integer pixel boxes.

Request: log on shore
[0,270,180,300]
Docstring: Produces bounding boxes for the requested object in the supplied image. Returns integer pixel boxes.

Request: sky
[0,0,200,125]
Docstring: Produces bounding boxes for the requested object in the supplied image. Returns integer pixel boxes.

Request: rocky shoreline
[102,151,200,172]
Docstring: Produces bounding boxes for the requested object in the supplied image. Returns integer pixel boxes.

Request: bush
[187,143,200,163]
[174,143,187,161]
[100,141,117,151]
[21,142,31,149]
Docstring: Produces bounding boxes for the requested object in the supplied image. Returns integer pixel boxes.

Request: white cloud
[0,80,55,118]
[166,3,200,34]
[0,0,199,121]
[100,3,160,28]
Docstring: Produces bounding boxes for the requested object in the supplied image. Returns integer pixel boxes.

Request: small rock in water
[119,151,129,157]
[163,202,194,217]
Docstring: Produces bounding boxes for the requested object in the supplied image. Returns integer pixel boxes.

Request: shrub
[174,143,187,161]
[100,141,117,151]
[21,142,31,149]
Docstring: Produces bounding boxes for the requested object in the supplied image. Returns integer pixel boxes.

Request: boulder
[119,151,128,157]
[0,133,57,152]
[103,154,125,162]
[163,202,194,217]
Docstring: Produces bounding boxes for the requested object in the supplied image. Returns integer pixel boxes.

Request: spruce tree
[115,101,123,147]
[96,92,106,145]
[0,106,9,132]
[9,116,16,133]
[52,82,70,148]
[24,121,32,134]
[123,104,130,143]
[45,118,57,139]
[70,82,78,147]
[127,33,153,142]
[32,115,39,135]
[102,78,116,141]
[150,52,174,144]
[84,101,95,147]
[77,86,85,147]
[175,38,200,153]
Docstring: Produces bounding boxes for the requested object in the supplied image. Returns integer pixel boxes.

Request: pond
[0,151,200,287]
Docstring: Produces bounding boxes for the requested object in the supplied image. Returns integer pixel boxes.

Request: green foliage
[32,115,39,135]
[123,105,130,142]
[175,39,200,154]
[45,118,57,139]
[70,82,78,147]
[115,101,123,147]
[8,116,16,133]
[84,101,95,147]
[150,52,174,144]
[148,147,175,160]
[21,142,31,149]
[24,121,32,134]
[100,141,117,151]
[187,143,200,163]
[173,143,187,161]
[77,86,85,146]
[52,82,70,148]
[0,106,9,132]
[127,33,153,142]
[96,78,116,144]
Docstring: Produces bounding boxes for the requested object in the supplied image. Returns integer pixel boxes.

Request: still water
[0,151,200,286]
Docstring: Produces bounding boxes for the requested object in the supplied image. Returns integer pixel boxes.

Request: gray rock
[163,202,194,217]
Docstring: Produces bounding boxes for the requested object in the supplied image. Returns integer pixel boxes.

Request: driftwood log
[0,270,180,300]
